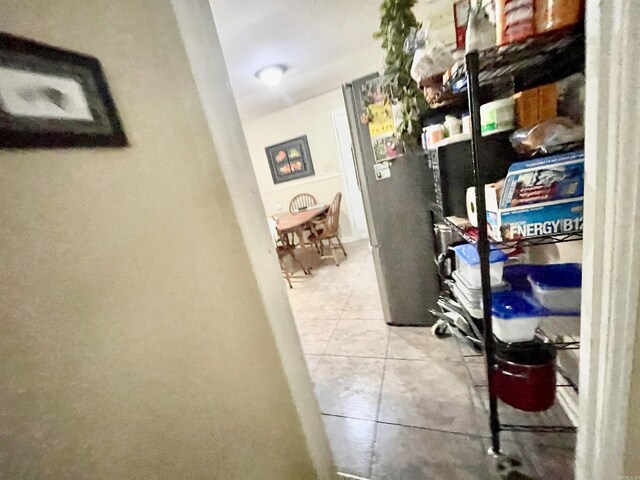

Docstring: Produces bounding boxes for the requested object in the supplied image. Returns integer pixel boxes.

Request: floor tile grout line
[367,325,393,479]
[303,352,469,361]
[321,412,494,441]
[459,352,493,438]
[316,250,370,358]
[338,250,376,319]
[369,365,386,478]
[313,245,380,479]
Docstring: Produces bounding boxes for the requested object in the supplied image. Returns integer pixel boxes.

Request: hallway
[289,241,575,479]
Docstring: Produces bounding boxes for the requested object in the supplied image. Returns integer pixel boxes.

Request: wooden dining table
[275,205,329,247]
[276,205,330,273]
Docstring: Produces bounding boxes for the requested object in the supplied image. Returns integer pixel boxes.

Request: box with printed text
[492,151,584,241]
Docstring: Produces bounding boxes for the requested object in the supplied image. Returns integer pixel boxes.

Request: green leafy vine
[374,0,428,147]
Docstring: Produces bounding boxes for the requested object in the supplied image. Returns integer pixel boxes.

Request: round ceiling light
[256,65,287,87]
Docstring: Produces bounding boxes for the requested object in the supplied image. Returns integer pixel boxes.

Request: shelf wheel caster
[488,448,525,479]
[431,319,451,338]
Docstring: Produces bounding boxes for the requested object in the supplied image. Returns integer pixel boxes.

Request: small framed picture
[265,135,315,184]
[0,33,127,148]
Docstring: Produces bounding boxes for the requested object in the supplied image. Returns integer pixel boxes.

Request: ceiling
[209,0,456,120]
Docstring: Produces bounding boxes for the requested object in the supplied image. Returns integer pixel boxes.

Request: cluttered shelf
[437,252,582,432]
[441,215,583,250]
[428,29,585,109]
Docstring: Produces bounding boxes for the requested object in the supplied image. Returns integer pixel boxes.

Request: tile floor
[288,240,576,480]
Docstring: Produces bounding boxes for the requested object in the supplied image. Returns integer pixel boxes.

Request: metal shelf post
[465,50,501,455]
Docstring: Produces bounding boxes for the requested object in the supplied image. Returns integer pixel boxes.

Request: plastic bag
[510,117,584,156]
[466,3,496,52]
[409,24,454,84]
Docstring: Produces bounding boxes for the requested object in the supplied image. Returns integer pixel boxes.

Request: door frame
[577,0,640,478]
[169,1,336,478]
[329,107,368,241]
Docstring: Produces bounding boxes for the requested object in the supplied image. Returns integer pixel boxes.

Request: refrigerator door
[343,77,439,326]
[343,75,380,247]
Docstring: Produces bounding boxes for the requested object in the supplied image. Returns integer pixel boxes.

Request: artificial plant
[374,0,428,147]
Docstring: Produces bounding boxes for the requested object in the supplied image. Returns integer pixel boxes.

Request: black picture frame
[265,135,314,184]
[0,33,127,148]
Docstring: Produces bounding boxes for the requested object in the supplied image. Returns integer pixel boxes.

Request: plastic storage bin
[452,269,510,318]
[502,264,543,292]
[453,244,508,288]
[528,263,582,313]
[492,291,544,343]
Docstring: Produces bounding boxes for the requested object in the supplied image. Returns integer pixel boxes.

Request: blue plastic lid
[453,243,508,266]
[492,291,544,320]
[502,264,545,292]
[529,263,582,290]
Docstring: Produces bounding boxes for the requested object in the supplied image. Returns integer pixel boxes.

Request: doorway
[331,108,369,241]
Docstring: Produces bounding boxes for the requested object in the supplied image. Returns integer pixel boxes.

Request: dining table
[275,205,329,267]
[276,204,329,241]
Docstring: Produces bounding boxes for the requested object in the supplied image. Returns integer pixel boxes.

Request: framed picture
[265,135,315,184]
[0,33,127,148]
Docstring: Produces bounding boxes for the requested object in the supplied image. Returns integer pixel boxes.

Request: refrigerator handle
[351,144,362,192]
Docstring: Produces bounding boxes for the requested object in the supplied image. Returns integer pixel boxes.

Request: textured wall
[0,1,324,478]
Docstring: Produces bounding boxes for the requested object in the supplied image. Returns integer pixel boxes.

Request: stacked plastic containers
[451,244,509,318]
[453,244,508,288]
[452,244,582,343]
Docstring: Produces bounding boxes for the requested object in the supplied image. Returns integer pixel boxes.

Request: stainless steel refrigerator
[343,74,439,326]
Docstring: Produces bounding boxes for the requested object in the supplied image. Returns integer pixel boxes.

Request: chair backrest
[289,193,317,213]
[324,192,342,236]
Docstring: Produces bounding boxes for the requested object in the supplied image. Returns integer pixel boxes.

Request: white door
[331,108,369,240]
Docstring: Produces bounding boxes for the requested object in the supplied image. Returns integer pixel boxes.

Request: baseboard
[341,235,369,244]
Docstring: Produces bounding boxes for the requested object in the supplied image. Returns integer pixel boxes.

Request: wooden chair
[289,193,317,213]
[267,217,309,288]
[309,192,347,266]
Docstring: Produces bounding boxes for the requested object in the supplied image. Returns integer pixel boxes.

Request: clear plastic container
[528,263,581,313]
[453,269,510,304]
[492,291,543,343]
[453,244,508,288]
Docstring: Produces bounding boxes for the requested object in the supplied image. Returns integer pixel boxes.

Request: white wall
[242,89,357,239]
[0,0,331,478]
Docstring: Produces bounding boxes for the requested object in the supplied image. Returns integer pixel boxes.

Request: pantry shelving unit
[442,216,583,250]
[438,30,585,456]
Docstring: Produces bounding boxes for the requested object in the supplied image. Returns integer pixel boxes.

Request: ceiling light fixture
[256,65,287,87]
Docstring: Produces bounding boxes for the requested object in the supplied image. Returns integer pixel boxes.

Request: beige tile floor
[288,240,576,480]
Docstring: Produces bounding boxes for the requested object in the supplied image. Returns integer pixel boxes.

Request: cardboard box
[514,88,539,128]
[489,151,584,241]
[514,84,558,129]
[538,84,558,122]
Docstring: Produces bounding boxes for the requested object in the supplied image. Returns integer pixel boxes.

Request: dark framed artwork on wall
[265,135,315,184]
[0,33,127,148]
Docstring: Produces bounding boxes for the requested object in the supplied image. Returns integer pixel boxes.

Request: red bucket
[494,342,556,412]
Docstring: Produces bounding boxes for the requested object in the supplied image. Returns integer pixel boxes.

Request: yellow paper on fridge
[367,102,395,138]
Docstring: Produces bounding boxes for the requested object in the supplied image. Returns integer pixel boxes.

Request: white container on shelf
[453,243,508,288]
[452,270,510,318]
[492,291,543,343]
[528,263,582,313]
[480,97,515,135]
[444,115,462,136]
